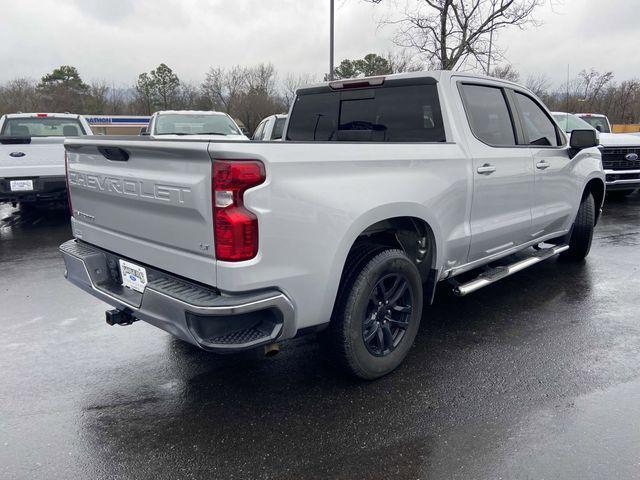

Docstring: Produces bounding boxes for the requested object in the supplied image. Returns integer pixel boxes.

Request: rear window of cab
[1,117,86,137]
[286,82,446,143]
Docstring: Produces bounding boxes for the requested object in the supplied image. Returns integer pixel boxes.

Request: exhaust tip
[264,343,280,357]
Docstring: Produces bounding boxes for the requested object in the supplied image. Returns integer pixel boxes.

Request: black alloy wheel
[363,273,413,356]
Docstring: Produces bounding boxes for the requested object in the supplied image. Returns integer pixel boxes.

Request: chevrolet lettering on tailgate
[68,172,191,204]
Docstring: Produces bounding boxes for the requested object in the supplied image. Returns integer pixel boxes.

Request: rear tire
[560,192,595,261]
[321,249,423,380]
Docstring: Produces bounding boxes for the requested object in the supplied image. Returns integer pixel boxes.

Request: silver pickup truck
[60,71,605,379]
[0,113,92,205]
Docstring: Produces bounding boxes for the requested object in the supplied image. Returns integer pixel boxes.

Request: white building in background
[83,115,150,135]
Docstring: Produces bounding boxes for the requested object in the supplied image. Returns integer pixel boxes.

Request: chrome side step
[453,244,570,297]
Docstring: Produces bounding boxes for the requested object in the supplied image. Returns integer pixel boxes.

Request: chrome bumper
[605,169,640,189]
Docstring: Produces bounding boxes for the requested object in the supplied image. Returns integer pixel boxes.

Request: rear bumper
[0,175,66,203]
[59,239,294,352]
[605,169,640,191]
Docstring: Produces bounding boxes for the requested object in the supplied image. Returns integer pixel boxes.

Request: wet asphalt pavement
[1,195,640,480]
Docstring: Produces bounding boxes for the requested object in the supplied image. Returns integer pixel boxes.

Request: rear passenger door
[458,82,534,263]
[510,91,575,238]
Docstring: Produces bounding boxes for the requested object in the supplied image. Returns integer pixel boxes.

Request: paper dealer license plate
[119,259,148,293]
[10,179,33,191]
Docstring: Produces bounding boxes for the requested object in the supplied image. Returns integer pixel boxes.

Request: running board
[453,244,570,297]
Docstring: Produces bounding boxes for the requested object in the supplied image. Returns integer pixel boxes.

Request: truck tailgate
[1,137,66,177]
[65,137,216,286]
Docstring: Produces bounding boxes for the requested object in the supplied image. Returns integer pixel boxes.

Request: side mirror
[570,129,598,150]
[140,127,149,136]
[595,125,603,132]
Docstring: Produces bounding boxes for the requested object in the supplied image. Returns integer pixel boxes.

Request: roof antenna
[566,64,570,125]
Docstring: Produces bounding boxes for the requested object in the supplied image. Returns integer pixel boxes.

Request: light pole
[329,0,335,80]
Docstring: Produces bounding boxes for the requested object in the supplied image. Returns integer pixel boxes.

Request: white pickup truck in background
[553,112,640,196]
[0,113,92,206]
[252,114,287,141]
[575,113,612,133]
[142,110,248,141]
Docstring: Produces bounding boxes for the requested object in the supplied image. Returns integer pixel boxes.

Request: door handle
[477,164,496,175]
[536,161,550,170]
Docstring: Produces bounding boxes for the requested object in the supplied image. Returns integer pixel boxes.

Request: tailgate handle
[98,147,129,162]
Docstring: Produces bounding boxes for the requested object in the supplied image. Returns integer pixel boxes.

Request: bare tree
[366,0,543,71]
[238,64,285,132]
[84,81,110,113]
[177,82,207,110]
[0,78,38,115]
[578,68,614,104]
[107,86,130,114]
[385,49,425,73]
[282,73,318,106]
[525,73,551,97]
[201,66,247,113]
[491,63,520,82]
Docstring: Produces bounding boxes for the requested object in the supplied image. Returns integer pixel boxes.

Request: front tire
[561,192,595,261]
[322,249,423,380]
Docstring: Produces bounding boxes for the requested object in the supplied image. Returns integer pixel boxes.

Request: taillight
[64,150,73,216]
[213,159,265,261]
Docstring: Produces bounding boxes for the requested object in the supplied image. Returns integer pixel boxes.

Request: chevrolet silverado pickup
[60,71,605,379]
[0,113,92,205]
[553,112,640,197]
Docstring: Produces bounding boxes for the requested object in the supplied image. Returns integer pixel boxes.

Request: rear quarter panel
[210,141,471,336]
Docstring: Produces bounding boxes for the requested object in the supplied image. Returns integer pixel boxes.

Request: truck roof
[2,112,82,119]
[153,110,227,116]
[299,70,526,93]
[575,113,608,117]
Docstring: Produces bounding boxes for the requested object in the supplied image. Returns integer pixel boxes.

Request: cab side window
[459,84,517,147]
[514,92,560,147]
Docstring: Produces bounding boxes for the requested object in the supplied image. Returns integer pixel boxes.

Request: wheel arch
[584,177,605,224]
[329,205,444,310]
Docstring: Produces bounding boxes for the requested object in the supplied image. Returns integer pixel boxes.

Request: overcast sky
[0,0,637,88]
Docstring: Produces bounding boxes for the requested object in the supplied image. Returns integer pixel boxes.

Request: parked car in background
[575,113,612,133]
[143,110,248,140]
[61,72,604,379]
[553,112,640,196]
[252,114,287,141]
[0,113,92,206]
